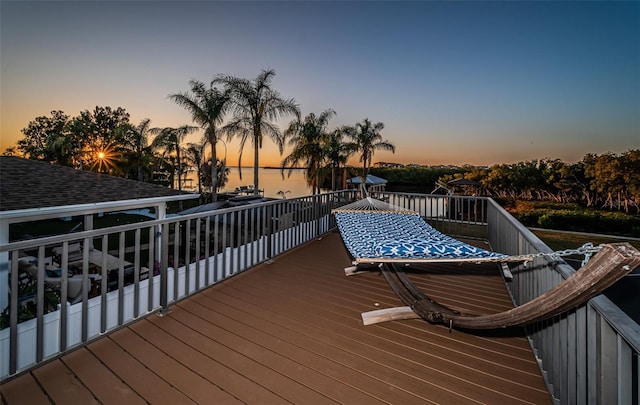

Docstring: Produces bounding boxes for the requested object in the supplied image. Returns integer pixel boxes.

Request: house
[0,156,199,309]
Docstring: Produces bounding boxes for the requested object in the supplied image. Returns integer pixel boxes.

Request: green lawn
[531,229,640,251]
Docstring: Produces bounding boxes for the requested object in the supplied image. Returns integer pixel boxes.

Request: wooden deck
[1,232,551,404]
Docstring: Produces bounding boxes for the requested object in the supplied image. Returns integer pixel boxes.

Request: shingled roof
[0,156,196,212]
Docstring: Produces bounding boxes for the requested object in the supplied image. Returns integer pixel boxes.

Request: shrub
[506,204,640,237]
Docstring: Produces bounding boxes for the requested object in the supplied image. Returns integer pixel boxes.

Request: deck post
[154,203,166,263]
[0,219,9,311]
[266,205,273,261]
[159,222,170,312]
[315,194,321,238]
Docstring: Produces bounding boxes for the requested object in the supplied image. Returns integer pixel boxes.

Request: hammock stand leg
[362,306,419,325]
[345,263,379,276]
[361,263,461,325]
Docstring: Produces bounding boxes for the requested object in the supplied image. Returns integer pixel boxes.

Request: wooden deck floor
[1,232,551,404]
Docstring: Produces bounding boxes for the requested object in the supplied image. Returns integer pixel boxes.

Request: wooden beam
[361,306,420,325]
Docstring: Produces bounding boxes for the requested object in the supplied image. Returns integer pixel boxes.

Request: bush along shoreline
[495,199,640,238]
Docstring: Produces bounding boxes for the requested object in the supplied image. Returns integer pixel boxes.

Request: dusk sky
[1,1,638,167]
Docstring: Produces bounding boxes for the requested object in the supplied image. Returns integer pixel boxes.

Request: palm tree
[281,109,335,194]
[116,118,153,181]
[347,118,395,184]
[324,126,355,191]
[215,69,300,194]
[150,125,198,191]
[169,81,230,202]
[184,142,204,194]
[200,158,230,193]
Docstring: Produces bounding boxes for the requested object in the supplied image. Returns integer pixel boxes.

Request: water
[185,167,313,199]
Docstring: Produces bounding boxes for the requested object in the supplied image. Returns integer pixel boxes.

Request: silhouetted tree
[215,69,300,194]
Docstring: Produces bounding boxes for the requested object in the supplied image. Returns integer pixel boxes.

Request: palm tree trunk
[362,158,369,191]
[253,140,260,195]
[211,140,218,202]
[342,168,347,190]
[176,145,184,210]
[176,147,182,192]
[331,166,336,191]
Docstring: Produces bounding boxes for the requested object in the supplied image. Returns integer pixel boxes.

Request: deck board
[87,336,196,404]
[0,371,50,404]
[1,232,551,404]
[31,357,99,404]
[61,347,146,405]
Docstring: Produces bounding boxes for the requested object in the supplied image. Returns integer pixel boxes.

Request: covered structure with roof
[0,156,199,309]
[346,174,388,193]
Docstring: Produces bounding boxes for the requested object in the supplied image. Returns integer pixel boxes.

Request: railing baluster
[230,210,236,275]
[195,219,201,289]
[205,216,211,285]
[213,213,220,282]
[100,236,108,333]
[134,228,141,318]
[243,210,248,270]
[60,242,69,349]
[173,222,180,302]
[35,246,45,363]
[184,220,191,294]
[116,232,125,326]
[147,227,155,312]
[160,222,169,312]
[222,211,228,277]
[9,252,19,375]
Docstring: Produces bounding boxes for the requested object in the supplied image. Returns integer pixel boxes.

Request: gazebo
[346,174,388,193]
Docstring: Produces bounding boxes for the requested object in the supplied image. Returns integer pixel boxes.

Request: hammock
[333,197,518,265]
[332,197,640,329]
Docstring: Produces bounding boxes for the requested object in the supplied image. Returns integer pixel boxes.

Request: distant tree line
[438,151,639,213]
[4,69,395,201]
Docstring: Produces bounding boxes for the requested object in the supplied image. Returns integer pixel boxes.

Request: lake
[183,167,314,198]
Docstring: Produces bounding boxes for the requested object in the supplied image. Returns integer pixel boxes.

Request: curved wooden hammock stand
[360,243,640,329]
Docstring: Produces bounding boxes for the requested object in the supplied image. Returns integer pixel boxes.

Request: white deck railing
[2,191,638,405]
[1,190,356,380]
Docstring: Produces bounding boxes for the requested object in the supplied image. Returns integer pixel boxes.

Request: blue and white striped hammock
[333,197,516,264]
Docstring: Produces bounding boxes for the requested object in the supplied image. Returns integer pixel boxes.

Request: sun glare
[91,144,117,173]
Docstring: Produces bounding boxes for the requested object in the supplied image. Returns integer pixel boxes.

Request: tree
[116,118,154,181]
[215,69,300,194]
[184,142,204,194]
[169,80,230,202]
[18,110,70,162]
[150,125,198,192]
[281,109,336,194]
[68,106,131,172]
[621,149,640,212]
[324,126,355,191]
[2,147,18,156]
[347,118,395,184]
[200,158,230,194]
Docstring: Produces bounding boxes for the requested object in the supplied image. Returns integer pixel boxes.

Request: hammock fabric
[333,197,511,264]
